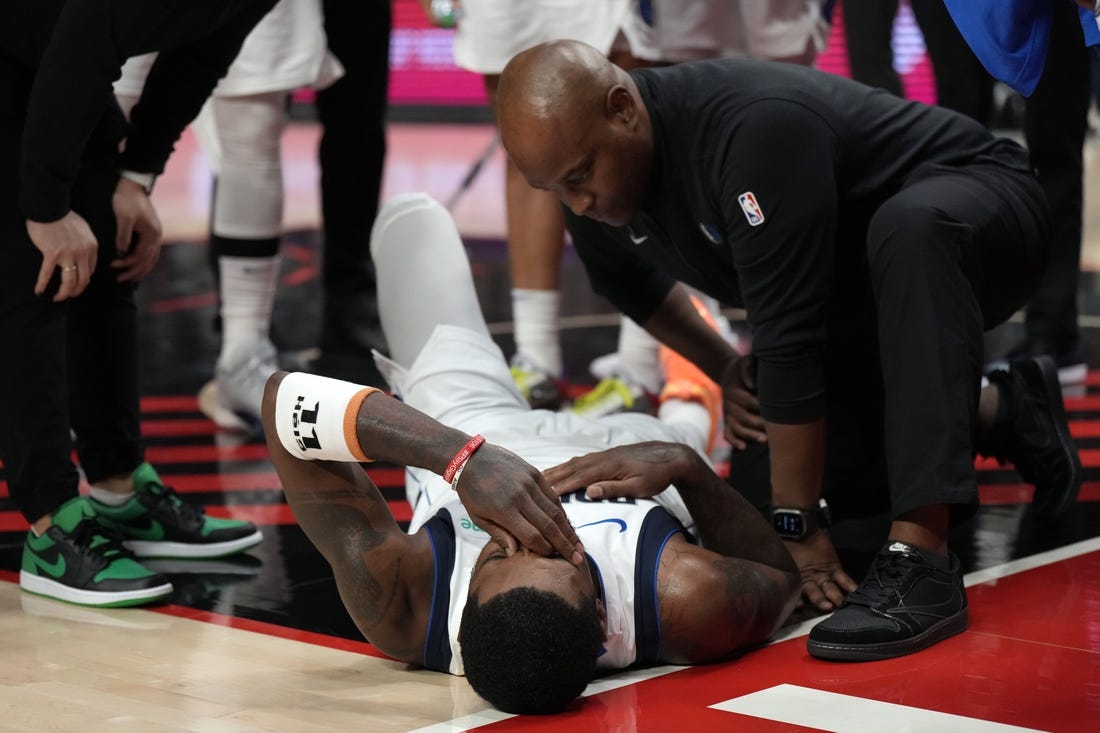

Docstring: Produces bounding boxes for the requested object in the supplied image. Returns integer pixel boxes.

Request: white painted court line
[413,535,1100,732]
[710,684,1049,732]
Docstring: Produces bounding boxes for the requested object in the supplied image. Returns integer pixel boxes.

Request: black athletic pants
[1022,0,1089,352]
[843,0,993,125]
[730,151,1050,522]
[0,118,143,524]
[316,0,392,364]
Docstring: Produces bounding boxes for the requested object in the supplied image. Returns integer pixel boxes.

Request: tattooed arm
[262,373,435,663]
[544,442,800,662]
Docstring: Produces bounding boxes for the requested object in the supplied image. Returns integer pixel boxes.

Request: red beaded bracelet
[444,434,486,490]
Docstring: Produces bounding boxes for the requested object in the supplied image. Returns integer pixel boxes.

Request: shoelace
[70,518,135,562]
[845,550,922,609]
[141,480,206,525]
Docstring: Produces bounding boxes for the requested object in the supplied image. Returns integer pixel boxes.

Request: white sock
[219,255,280,365]
[657,399,711,457]
[89,487,133,506]
[617,317,662,393]
[512,288,562,376]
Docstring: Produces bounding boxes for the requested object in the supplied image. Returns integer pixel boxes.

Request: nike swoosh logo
[627,226,647,245]
[575,518,627,533]
[31,548,66,577]
[107,516,166,541]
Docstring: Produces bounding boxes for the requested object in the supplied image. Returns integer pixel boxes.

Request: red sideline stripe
[0,467,406,498]
[1065,395,1100,411]
[0,569,391,660]
[145,445,271,463]
[141,396,201,413]
[150,604,394,660]
[1070,420,1100,438]
[976,448,1100,471]
[0,500,413,532]
[142,419,218,437]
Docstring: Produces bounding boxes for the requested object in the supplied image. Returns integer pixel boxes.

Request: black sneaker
[807,541,968,661]
[989,337,1087,387]
[92,463,263,558]
[984,355,1082,521]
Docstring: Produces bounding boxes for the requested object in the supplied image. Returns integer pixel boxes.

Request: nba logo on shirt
[738,191,765,227]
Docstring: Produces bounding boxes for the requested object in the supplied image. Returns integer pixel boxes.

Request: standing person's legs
[1019,0,1090,379]
[0,125,79,529]
[483,73,569,408]
[66,149,144,488]
[193,92,288,428]
[315,0,391,383]
[911,0,993,124]
[2,129,173,606]
[807,163,1049,660]
[841,0,903,96]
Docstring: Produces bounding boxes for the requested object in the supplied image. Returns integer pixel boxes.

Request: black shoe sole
[1017,355,1082,521]
[806,607,969,661]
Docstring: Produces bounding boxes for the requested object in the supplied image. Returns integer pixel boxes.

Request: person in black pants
[0,0,271,608]
[311,0,392,385]
[496,40,1081,662]
[843,0,993,125]
[1007,1,1090,383]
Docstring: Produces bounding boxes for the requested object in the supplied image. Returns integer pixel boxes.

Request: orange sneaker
[658,297,723,452]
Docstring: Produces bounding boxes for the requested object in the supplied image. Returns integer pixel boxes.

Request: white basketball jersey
[417,490,690,675]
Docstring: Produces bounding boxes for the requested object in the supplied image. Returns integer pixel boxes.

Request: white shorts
[654,0,827,62]
[394,325,700,531]
[453,0,647,74]
[114,0,341,98]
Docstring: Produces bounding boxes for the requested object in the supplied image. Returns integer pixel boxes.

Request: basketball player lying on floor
[262,193,801,715]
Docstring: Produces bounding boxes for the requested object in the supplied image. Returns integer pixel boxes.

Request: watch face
[773,510,806,537]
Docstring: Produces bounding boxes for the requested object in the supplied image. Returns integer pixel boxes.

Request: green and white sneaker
[92,463,263,559]
[20,497,173,607]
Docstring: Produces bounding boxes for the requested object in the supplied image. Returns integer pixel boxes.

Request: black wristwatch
[770,500,830,541]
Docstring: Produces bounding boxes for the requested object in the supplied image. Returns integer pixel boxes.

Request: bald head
[497,41,653,226]
[498,40,621,128]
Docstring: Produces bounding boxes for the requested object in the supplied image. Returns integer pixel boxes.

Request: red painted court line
[151,604,394,660]
[141,396,201,413]
[148,292,218,314]
[141,419,219,437]
[0,500,413,532]
[976,448,1100,470]
[0,568,391,661]
[1070,420,1100,438]
[145,444,272,463]
[134,467,406,493]
[1065,395,1100,411]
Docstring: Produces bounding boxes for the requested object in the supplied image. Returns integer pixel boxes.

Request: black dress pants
[1022,0,1089,352]
[316,0,392,367]
[843,0,993,124]
[729,148,1050,522]
[0,119,143,523]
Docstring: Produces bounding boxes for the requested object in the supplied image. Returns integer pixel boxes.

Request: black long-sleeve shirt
[1,0,277,223]
[566,58,1032,424]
